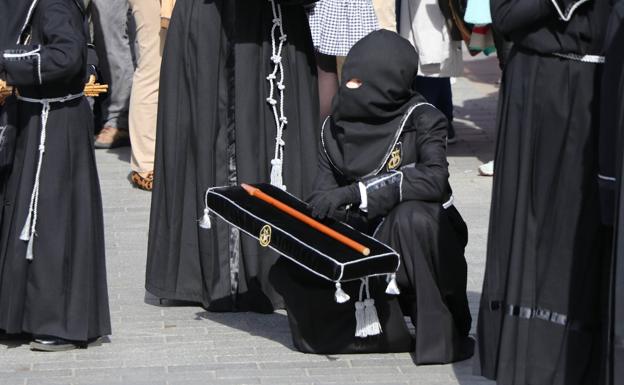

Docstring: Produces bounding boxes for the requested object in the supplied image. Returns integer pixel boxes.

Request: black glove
[308,184,361,220]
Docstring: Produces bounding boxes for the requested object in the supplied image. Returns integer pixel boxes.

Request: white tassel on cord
[19,211,32,241]
[198,189,212,230]
[267,0,288,190]
[355,279,368,337]
[20,101,50,260]
[364,298,382,336]
[385,273,400,295]
[334,282,350,304]
[354,277,382,338]
[354,300,367,338]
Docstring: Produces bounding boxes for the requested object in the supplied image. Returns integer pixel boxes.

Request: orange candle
[241,184,371,256]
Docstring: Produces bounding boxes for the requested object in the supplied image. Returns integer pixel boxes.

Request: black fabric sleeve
[1,0,85,87]
[308,144,360,223]
[361,107,451,219]
[308,144,342,201]
[491,0,554,36]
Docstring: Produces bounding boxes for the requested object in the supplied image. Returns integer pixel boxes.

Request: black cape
[600,1,624,383]
[476,0,610,384]
[0,0,110,342]
[146,0,319,312]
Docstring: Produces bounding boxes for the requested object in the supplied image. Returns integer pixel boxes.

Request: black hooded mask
[322,29,426,180]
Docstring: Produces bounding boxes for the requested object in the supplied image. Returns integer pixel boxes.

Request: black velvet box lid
[204,183,400,283]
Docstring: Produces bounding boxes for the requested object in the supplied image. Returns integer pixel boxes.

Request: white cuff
[358,182,368,212]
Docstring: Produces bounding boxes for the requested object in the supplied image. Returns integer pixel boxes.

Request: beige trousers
[372,0,397,32]
[128,0,166,173]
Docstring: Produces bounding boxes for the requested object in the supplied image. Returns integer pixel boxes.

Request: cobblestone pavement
[0,54,500,385]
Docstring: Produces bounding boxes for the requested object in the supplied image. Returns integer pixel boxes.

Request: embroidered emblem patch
[387,143,402,171]
[259,225,272,247]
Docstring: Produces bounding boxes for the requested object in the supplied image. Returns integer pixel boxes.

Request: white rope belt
[553,53,605,64]
[16,92,84,260]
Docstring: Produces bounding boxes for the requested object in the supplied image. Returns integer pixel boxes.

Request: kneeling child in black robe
[271,30,473,364]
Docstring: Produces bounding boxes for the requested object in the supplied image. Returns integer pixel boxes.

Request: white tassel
[25,237,34,261]
[334,282,350,304]
[20,212,32,241]
[198,208,212,229]
[270,158,286,190]
[364,299,382,336]
[385,273,400,295]
[354,301,367,338]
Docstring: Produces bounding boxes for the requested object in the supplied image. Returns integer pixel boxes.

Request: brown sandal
[131,171,154,191]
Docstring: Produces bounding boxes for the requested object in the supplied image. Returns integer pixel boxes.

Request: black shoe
[30,336,78,352]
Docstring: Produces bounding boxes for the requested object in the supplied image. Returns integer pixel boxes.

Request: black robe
[145,0,319,312]
[287,103,473,363]
[0,0,110,342]
[600,2,624,383]
[476,1,610,384]
[611,147,624,385]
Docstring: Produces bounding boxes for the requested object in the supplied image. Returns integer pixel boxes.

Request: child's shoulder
[405,102,447,130]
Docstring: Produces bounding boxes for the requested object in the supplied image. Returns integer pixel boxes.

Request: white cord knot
[271,55,281,64]
[279,34,287,42]
[266,98,277,105]
[279,116,287,124]
[277,83,285,90]
[266,74,276,80]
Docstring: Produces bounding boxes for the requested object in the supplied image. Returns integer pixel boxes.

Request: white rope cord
[17,92,83,260]
[549,0,591,21]
[266,0,288,190]
[552,52,605,63]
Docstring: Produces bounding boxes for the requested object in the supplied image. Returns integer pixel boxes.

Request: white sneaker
[478,160,494,176]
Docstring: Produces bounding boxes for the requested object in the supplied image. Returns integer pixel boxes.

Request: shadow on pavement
[195,310,296,351]
[105,146,131,164]
[450,91,499,165]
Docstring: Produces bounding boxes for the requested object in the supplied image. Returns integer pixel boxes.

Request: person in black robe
[0,0,110,351]
[274,30,473,363]
[476,0,611,384]
[599,2,624,383]
[145,0,319,312]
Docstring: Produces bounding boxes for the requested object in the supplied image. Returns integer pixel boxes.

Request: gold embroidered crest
[259,225,272,247]
[387,144,402,170]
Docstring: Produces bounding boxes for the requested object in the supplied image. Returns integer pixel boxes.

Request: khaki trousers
[372,0,397,32]
[128,0,166,173]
